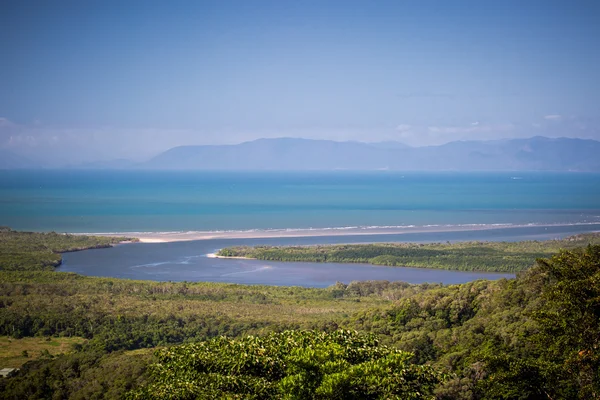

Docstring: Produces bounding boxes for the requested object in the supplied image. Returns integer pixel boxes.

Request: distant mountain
[2,137,598,171]
[416,137,600,171]
[138,138,395,170]
[0,149,39,169]
[139,136,600,171]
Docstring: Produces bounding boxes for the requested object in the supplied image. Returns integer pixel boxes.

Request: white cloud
[0,118,201,165]
[388,123,521,146]
[427,123,514,135]
[0,117,17,128]
[395,124,411,132]
[544,114,562,120]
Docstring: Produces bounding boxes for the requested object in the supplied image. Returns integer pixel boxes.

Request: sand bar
[206,252,250,259]
[79,223,600,243]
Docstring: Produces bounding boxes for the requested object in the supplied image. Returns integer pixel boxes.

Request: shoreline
[80,222,600,243]
[206,252,250,260]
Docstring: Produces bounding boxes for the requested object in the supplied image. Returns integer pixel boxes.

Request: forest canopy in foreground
[129,329,441,400]
[217,232,600,272]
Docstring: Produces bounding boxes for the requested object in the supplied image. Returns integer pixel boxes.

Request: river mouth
[56,224,600,287]
[61,248,514,288]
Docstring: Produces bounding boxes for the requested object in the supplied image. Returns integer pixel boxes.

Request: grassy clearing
[0,336,86,368]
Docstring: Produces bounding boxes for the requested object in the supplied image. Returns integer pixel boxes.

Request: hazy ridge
[140,136,600,171]
[2,136,600,171]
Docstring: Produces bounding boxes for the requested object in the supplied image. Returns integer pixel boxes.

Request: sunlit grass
[0,336,86,368]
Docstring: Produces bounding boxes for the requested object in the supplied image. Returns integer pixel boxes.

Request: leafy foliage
[520,245,599,398]
[0,349,152,400]
[218,233,600,272]
[467,245,600,399]
[348,245,600,399]
[129,330,441,399]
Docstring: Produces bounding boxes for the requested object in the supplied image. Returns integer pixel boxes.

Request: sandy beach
[89,226,487,243]
[83,222,599,243]
[206,252,250,259]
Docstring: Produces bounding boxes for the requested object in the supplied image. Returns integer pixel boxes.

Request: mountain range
[138,136,600,171]
[2,136,599,171]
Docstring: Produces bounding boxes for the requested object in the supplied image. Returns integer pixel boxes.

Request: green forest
[0,227,137,271]
[217,233,600,272]
[0,230,599,399]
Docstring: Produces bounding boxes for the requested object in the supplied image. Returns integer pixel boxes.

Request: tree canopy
[129,330,442,400]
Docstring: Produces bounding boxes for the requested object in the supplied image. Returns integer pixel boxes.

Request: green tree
[479,245,600,399]
[128,330,441,399]
[533,245,600,399]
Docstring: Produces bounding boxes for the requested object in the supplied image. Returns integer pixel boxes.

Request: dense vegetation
[1,348,152,399]
[1,230,599,399]
[0,271,440,399]
[0,271,398,347]
[129,330,441,399]
[217,232,600,272]
[0,227,136,271]
[348,244,600,399]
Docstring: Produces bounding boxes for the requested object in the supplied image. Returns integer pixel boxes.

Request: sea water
[1,170,599,233]
[4,170,599,286]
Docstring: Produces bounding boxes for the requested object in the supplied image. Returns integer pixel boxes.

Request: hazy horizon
[2,0,599,165]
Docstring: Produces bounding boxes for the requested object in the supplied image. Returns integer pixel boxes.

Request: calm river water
[58,225,598,287]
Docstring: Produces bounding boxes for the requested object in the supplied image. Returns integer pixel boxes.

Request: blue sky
[1,0,599,163]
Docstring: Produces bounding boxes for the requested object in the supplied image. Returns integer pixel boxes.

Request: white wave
[131,254,204,268]
[130,261,171,269]
[180,255,204,264]
[220,266,273,277]
[82,220,600,237]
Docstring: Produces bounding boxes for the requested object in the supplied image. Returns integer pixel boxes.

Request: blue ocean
[3,170,600,286]
[1,170,600,233]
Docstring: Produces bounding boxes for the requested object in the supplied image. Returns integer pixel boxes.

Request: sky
[1,0,599,164]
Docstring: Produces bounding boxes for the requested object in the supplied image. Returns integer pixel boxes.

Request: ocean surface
[1,170,600,233]
[3,170,600,286]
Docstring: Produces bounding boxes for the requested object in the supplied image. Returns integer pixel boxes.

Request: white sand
[80,223,598,244]
[137,238,169,243]
[206,252,251,259]
[88,224,513,243]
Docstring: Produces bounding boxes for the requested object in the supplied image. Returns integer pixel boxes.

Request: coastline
[206,252,250,260]
[80,222,600,243]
